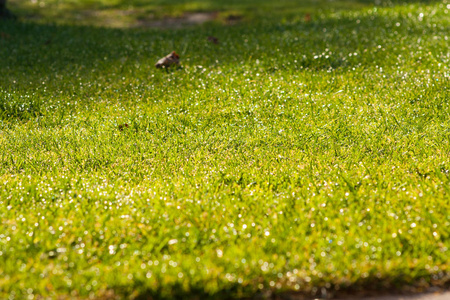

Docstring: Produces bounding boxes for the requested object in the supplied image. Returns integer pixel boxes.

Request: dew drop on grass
[168,239,178,245]
[216,249,223,258]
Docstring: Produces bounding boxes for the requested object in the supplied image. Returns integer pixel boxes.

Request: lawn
[0,0,449,299]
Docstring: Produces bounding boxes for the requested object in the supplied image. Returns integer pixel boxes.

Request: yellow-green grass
[0,0,449,299]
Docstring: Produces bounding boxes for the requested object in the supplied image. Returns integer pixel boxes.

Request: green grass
[1,0,449,299]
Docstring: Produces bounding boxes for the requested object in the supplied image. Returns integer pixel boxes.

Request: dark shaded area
[4,0,443,27]
[112,273,449,299]
[0,0,16,19]
[75,0,443,9]
[356,0,438,3]
[131,282,243,300]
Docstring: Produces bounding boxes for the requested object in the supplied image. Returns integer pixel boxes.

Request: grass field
[1,0,449,299]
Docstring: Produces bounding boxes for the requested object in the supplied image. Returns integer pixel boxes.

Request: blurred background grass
[6,0,441,27]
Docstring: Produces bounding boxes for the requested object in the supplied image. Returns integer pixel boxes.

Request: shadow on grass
[112,271,448,299]
[0,0,444,92]
[6,0,444,28]
[130,283,243,300]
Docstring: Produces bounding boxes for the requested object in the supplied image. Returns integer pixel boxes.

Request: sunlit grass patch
[0,0,449,299]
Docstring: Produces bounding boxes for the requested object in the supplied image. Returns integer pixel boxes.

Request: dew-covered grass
[0,0,449,299]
